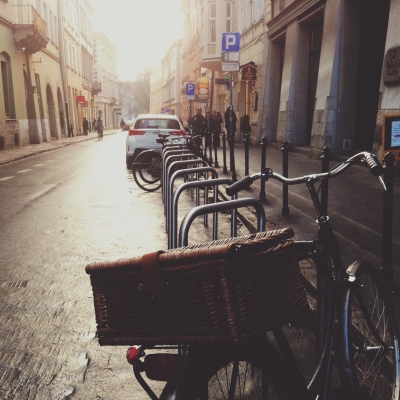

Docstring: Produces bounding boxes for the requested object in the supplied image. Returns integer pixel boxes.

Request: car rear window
[134,119,180,130]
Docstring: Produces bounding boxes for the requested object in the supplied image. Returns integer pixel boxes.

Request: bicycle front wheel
[342,261,400,400]
[166,342,301,400]
[132,150,162,192]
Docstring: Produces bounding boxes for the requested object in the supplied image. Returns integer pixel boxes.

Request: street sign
[214,78,227,85]
[186,83,195,96]
[222,32,240,52]
[222,62,240,71]
[221,52,239,62]
[197,76,210,102]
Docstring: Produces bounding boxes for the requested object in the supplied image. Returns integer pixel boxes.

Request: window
[209,2,216,43]
[247,0,253,26]
[1,53,15,119]
[226,2,233,32]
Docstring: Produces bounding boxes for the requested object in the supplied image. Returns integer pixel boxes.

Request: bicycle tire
[162,342,302,400]
[132,150,162,192]
[341,261,400,400]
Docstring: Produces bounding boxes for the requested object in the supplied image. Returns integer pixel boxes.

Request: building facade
[161,39,183,117]
[93,33,119,129]
[149,66,162,114]
[262,0,399,158]
[0,0,66,149]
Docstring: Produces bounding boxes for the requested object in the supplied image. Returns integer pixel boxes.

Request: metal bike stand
[179,198,266,247]
[162,153,199,204]
[165,164,217,233]
[161,149,193,198]
[169,178,234,249]
[164,159,208,214]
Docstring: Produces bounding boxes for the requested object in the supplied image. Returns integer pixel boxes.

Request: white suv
[125,114,186,166]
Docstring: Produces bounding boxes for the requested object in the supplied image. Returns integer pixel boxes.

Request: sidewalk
[0,129,118,166]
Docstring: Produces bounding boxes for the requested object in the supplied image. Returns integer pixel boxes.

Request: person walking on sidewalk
[95,117,104,139]
[83,117,89,135]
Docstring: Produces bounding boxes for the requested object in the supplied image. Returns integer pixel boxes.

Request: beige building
[60,0,95,136]
[93,33,119,129]
[149,66,163,114]
[180,0,266,136]
[0,0,97,151]
[161,39,183,117]
[0,0,66,148]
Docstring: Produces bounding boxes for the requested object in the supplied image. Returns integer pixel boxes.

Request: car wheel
[126,155,133,168]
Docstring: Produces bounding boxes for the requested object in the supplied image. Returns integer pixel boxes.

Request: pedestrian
[92,118,96,132]
[70,123,74,137]
[224,105,237,145]
[120,119,125,130]
[96,117,103,139]
[240,114,251,136]
[83,117,89,135]
[191,108,206,133]
[204,111,212,147]
[212,110,223,147]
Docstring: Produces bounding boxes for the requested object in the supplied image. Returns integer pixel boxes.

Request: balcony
[14,5,49,54]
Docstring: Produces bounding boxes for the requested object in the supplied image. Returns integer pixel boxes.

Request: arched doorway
[57,88,66,137]
[46,84,57,139]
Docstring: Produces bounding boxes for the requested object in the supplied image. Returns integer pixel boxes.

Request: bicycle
[132,134,187,192]
[88,152,399,399]
[160,151,399,400]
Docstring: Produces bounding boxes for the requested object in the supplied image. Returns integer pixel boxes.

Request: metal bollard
[260,137,267,201]
[229,133,237,181]
[320,146,330,216]
[281,141,289,216]
[381,152,395,284]
[222,131,228,174]
[243,132,250,176]
[213,132,219,167]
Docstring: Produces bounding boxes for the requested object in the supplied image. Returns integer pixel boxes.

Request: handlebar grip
[364,153,384,176]
[226,175,254,196]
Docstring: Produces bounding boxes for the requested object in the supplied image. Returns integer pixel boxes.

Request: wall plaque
[383,47,400,86]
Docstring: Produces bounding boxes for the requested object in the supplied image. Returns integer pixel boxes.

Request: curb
[0,130,118,166]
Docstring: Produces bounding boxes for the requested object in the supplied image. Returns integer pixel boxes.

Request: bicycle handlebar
[226,151,384,196]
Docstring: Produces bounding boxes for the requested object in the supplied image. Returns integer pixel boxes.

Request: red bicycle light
[126,347,138,365]
[129,129,146,136]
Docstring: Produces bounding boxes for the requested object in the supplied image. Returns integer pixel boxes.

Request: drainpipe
[58,0,71,136]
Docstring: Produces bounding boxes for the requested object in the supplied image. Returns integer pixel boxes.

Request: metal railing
[14,5,47,39]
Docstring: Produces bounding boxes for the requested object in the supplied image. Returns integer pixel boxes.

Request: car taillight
[169,129,186,136]
[129,129,146,136]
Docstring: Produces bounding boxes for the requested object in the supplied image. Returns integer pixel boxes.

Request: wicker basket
[85,228,309,346]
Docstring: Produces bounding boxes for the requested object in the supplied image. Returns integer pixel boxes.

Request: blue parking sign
[186,84,195,96]
[222,33,240,52]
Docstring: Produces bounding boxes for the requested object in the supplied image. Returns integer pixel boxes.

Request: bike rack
[163,159,208,214]
[179,198,266,247]
[162,154,200,204]
[165,164,216,231]
[169,178,234,249]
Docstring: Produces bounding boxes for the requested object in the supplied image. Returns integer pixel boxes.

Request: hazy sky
[92,0,184,81]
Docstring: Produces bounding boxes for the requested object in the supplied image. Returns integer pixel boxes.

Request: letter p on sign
[222,33,240,52]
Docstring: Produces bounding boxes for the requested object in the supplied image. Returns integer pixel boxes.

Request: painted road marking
[17,169,32,173]
[34,164,44,167]
[0,176,14,181]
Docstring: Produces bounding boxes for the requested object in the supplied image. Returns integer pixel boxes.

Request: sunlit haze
[92,0,184,82]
